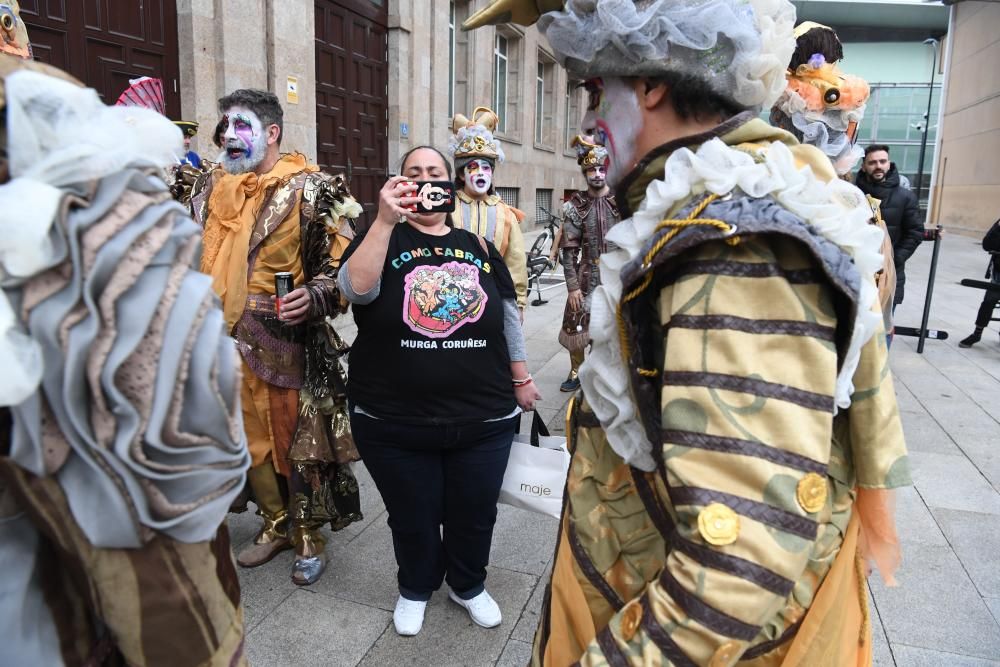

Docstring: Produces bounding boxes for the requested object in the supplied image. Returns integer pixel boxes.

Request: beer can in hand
[274,272,294,316]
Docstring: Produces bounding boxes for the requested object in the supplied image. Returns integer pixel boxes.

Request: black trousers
[350,409,516,601]
[973,291,1000,328]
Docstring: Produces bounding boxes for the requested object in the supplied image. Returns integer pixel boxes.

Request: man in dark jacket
[856,144,924,305]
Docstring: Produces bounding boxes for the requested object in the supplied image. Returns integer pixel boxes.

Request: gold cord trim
[615,194,738,374]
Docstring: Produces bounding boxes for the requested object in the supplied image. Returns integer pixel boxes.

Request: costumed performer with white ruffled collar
[464,1,910,665]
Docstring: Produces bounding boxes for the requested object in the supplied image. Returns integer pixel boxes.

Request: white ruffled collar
[579,137,883,472]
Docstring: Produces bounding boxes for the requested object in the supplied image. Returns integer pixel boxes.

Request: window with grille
[496,187,519,209]
[535,189,553,225]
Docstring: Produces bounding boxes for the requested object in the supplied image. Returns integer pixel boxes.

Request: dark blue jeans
[350,409,516,602]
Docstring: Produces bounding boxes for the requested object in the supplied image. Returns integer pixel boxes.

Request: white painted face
[581,77,642,188]
[585,164,607,190]
[463,159,494,196]
[217,106,268,174]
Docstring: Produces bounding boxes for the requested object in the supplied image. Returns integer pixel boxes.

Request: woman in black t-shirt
[338,146,541,637]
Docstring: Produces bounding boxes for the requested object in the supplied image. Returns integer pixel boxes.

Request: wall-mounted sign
[400,122,409,138]
[286,76,299,104]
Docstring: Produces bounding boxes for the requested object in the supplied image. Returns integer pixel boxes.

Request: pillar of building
[176,0,317,162]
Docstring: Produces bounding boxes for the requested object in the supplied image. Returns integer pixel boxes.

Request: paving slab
[490,505,559,577]
[309,518,400,612]
[357,566,536,667]
[894,485,948,547]
[897,409,961,456]
[236,546,298,633]
[907,451,1000,515]
[891,644,1000,666]
[496,639,533,667]
[869,542,1000,660]
[932,508,1000,597]
[246,589,390,667]
[511,566,550,644]
[868,585,895,667]
[987,597,1000,624]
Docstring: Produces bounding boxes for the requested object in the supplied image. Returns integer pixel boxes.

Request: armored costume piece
[557,135,619,391]
[190,93,363,585]
[771,21,895,333]
[449,106,529,309]
[0,10,248,663]
[466,2,909,666]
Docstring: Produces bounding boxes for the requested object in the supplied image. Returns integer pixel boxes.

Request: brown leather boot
[290,524,327,586]
[237,465,292,568]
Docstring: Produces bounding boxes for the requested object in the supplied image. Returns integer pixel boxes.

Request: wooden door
[315,0,389,227]
[21,0,181,118]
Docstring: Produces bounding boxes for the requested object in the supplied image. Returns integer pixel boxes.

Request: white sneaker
[449,589,502,628]
[393,596,427,636]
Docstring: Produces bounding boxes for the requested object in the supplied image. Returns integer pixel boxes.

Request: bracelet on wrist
[512,375,533,387]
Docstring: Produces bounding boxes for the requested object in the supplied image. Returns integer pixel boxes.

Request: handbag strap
[513,411,551,447]
[530,411,550,447]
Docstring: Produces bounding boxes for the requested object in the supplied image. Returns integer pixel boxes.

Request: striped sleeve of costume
[580,236,842,667]
[499,202,529,309]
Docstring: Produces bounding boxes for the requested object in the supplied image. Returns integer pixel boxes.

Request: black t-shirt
[342,223,517,424]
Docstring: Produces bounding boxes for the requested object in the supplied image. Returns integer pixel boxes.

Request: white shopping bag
[499,412,570,519]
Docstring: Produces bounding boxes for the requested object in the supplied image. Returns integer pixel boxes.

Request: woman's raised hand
[375,176,420,227]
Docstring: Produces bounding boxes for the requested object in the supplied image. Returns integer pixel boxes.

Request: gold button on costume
[619,600,643,642]
[710,640,743,667]
[797,472,828,513]
[698,503,740,546]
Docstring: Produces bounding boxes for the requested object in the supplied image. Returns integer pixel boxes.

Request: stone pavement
[231,229,1000,666]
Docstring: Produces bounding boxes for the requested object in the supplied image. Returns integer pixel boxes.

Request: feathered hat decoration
[570,134,608,170]
[449,106,505,170]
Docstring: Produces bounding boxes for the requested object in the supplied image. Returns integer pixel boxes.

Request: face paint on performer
[463,158,494,197]
[582,77,642,188]
[585,165,607,190]
[217,107,268,174]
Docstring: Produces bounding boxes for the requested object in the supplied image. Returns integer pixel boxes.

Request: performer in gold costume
[465,1,909,665]
[190,89,363,586]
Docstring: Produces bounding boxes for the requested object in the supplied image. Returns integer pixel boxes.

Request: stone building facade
[932,0,1000,235]
[23,0,585,228]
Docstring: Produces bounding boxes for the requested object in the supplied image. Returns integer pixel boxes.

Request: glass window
[536,61,545,144]
[564,80,581,152]
[493,35,508,132]
[448,2,455,118]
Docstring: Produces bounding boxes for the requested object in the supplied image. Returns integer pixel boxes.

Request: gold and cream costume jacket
[532,114,910,667]
[451,190,529,308]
